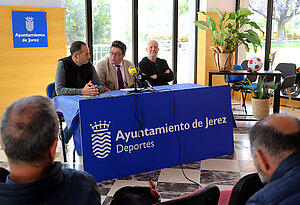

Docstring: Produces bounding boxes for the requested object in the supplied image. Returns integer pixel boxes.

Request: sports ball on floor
[248,57,263,72]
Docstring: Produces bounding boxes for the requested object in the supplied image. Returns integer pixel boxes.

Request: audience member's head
[0,96,58,167]
[146,40,159,60]
[109,40,127,65]
[70,41,90,66]
[249,113,300,183]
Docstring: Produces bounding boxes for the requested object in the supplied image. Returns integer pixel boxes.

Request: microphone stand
[129,78,142,93]
[134,78,139,93]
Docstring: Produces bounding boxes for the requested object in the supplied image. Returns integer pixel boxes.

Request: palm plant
[246,76,280,99]
[194,8,264,53]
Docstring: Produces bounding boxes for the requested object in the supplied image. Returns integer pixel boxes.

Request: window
[270,0,300,68]
[62,0,196,83]
[246,0,267,64]
[138,0,173,65]
[247,0,300,69]
[177,0,195,83]
[61,0,86,55]
[92,0,132,65]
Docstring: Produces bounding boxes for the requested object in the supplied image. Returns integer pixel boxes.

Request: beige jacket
[96,58,135,91]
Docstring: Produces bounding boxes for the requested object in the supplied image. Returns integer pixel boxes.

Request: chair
[226,64,257,115]
[274,63,297,110]
[240,61,259,115]
[241,60,257,83]
[218,173,265,205]
[225,65,247,113]
[226,65,245,85]
[46,82,67,162]
[156,183,220,205]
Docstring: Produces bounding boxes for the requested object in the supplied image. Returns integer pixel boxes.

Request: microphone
[128,66,142,87]
[138,73,152,88]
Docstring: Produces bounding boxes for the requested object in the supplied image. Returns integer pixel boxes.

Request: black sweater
[139,57,174,86]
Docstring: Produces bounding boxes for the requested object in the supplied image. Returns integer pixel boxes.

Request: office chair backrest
[227,65,244,83]
[274,63,297,78]
[241,60,249,70]
[157,183,220,205]
[228,173,264,205]
[241,60,257,82]
[46,82,56,98]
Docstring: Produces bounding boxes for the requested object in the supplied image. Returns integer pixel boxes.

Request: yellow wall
[196,12,235,86]
[0,6,66,116]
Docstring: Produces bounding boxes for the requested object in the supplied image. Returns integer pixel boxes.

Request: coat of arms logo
[25,16,34,32]
[90,121,111,159]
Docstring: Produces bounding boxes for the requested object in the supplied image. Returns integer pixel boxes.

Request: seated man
[55,40,104,96]
[0,96,101,205]
[246,113,300,204]
[55,41,104,143]
[96,40,135,91]
[139,40,174,86]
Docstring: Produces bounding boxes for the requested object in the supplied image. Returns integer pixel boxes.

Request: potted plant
[246,76,280,119]
[194,8,264,71]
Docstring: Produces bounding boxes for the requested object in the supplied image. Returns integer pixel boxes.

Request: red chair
[156,183,220,205]
[218,173,265,205]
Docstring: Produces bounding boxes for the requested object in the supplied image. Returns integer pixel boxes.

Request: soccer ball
[248,57,263,72]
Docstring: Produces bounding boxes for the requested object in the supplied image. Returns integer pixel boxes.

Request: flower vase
[214,52,234,71]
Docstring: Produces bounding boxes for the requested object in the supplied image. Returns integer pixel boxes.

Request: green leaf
[210,7,223,19]
[229,12,236,20]
[207,16,217,31]
[247,29,260,40]
[244,44,250,52]
[219,18,224,30]
[237,8,252,16]
[194,21,210,30]
[244,33,259,45]
[223,12,227,21]
[249,21,264,34]
[226,23,233,29]
[212,31,219,44]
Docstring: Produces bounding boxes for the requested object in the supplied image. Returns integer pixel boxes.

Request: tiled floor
[0,99,299,204]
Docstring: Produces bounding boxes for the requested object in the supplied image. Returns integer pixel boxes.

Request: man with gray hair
[0,96,101,204]
[246,113,300,204]
[138,40,174,86]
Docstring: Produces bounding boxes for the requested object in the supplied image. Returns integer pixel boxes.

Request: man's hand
[165,69,170,74]
[150,74,157,79]
[81,81,99,96]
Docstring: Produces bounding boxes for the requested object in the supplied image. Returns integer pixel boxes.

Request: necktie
[116,65,124,89]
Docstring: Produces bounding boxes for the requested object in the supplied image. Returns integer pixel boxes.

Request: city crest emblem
[90,121,111,159]
[25,16,34,32]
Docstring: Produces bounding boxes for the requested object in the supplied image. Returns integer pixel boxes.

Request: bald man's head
[261,114,300,134]
[250,114,300,163]
[0,96,58,164]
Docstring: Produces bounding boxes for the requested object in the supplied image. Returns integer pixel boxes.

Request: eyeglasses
[110,51,122,57]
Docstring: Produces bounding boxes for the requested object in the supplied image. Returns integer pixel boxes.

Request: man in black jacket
[0,96,101,205]
[55,41,104,144]
[139,40,174,86]
[55,41,104,96]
